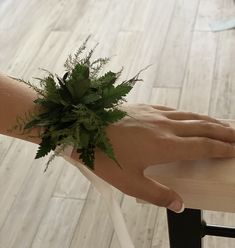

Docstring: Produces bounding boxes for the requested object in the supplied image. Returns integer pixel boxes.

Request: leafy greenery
[10,37,145,171]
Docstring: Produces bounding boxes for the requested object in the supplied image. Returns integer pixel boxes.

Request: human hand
[71,103,235,213]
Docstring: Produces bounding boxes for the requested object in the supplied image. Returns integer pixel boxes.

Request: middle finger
[170,120,235,143]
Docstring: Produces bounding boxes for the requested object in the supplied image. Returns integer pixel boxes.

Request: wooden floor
[1,0,235,247]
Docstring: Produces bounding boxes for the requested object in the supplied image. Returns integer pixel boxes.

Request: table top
[143,120,235,213]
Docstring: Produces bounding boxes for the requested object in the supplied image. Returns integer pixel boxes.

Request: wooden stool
[142,120,235,248]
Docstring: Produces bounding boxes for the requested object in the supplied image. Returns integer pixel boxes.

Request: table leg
[167,208,203,248]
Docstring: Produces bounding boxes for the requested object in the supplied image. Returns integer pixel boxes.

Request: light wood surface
[1,0,235,247]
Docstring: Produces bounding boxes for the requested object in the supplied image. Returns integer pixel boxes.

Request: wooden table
[142,120,235,247]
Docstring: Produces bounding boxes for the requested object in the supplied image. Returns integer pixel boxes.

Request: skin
[1,73,235,212]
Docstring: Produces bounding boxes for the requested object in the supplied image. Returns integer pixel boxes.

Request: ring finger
[164,111,230,127]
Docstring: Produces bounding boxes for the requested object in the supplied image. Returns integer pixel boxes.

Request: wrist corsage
[10,37,147,172]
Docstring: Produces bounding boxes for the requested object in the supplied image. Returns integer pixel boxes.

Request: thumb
[136,176,185,213]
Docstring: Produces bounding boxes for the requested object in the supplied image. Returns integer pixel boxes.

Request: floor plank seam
[177,0,201,108]
[0,147,36,233]
[52,195,87,201]
[28,160,66,248]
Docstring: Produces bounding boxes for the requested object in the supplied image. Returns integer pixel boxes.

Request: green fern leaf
[35,136,54,159]
[99,84,132,108]
[100,109,126,124]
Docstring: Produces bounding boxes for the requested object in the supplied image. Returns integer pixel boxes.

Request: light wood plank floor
[1,0,235,247]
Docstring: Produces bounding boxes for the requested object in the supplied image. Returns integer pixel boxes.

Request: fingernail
[168,200,185,213]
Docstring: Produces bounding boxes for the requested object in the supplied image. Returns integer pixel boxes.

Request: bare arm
[0,73,42,144]
[2,72,235,213]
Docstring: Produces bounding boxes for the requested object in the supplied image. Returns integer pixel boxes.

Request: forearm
[0,73,43,144]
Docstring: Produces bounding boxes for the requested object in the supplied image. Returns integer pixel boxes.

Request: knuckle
[198,119,210,126]
[152,189,174,208]
[200,137,211,144]
[155,118,167,125]
[198,121,217,134]
[227,127,235,137]
[157,134,174,146]
[154,118,171,128]
[200,137,215,154]
[186,111,199,119]
[203,122,216,132]
[223,143,234,156]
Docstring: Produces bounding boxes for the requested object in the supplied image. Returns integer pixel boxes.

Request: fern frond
[90,57,110,79]
[64,35,91,71]
[9,76,45,96]
[11,36,149,172]
[82,42,98,66]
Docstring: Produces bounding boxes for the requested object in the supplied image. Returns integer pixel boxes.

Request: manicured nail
[167,200,185,213]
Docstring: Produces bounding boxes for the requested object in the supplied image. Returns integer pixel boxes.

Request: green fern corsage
[10,37,146,172]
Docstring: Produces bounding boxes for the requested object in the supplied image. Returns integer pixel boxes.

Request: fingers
[171,120,235,143]
[150,105,176,111]
[174,136,235,160]
[164,111,230,127]
[128,175,184,213]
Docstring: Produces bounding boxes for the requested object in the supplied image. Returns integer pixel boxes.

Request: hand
[71,103,235,213]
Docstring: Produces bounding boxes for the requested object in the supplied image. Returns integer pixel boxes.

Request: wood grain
[154,0,200,88]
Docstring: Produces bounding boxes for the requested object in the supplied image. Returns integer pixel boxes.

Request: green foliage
[11,36,147,171]
[66,64,91,101]
[35,136,55,159]
[99,108,127,124]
